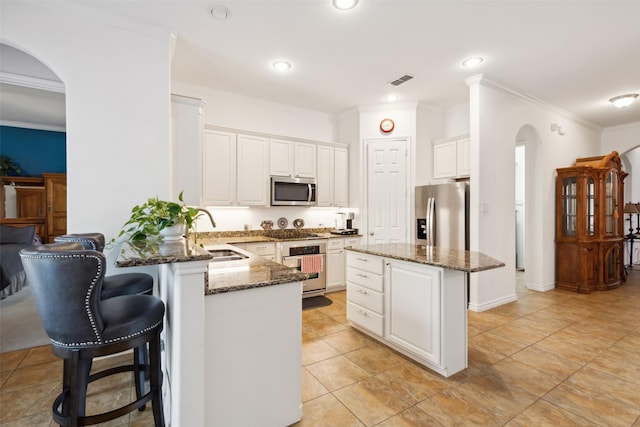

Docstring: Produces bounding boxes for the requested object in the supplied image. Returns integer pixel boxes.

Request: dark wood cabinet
[43,173,67,241]
[555,151,627,293]
[1,174,66,243]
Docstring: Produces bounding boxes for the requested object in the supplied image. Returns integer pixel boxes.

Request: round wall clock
[380,118,394,133]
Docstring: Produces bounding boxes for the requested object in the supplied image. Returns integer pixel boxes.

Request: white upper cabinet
[203,130,268,206]
[317,145,348,207]
[236,134,269,206]
[269,139,316,179]
[202,130,236,206]
[294,142,316,178]
[432,135,470,180]
[171,95,205,205]
[269,139,293,177]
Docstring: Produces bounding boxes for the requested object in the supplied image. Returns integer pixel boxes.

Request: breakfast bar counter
[115,238,306,427]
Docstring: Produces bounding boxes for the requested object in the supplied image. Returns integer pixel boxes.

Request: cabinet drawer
[344,237,361,248]
[244,242,275,256]
[327,238,344,250]
[347,302,383,336]
[347,266,383,292]
[346,252,384,275]
[347,283,383,314]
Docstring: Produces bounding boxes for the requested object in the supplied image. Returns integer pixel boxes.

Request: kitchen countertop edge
[346,243,505,273]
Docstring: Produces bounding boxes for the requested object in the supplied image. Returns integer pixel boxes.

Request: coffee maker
[331,211,357,235]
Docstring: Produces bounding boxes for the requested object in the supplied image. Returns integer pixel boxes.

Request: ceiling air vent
[389,74,414,86]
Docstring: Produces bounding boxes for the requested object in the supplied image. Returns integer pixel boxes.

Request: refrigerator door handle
[426,197,435,246]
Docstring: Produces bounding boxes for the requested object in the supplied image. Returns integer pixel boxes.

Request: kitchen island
[345,243,504,377]
[116,238,308,427]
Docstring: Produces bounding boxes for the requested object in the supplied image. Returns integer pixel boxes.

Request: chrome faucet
[196,208,216,228]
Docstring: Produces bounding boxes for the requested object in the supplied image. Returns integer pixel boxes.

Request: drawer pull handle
[357,289,368,295]
[358,310,368,316]
[357,257,368,262]
[356,273,368,278]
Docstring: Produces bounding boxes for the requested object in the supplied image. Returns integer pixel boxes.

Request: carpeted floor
[0,286,49,352]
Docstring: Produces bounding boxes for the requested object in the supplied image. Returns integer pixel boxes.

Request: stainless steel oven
[280,240,326,298]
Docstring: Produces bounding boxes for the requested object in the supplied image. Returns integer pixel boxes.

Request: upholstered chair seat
[54,233,154,298]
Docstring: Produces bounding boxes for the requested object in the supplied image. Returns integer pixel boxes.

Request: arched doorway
[515,125,546,291]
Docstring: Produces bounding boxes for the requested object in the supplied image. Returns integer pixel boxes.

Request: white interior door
[366,139,408,244]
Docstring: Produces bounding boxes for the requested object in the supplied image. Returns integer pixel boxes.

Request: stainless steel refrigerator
[415,182,469,249]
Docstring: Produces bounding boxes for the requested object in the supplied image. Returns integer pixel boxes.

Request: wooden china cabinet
[555,151,627,293]
[1,173,67,243]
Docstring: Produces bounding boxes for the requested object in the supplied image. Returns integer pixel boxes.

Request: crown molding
[0,120,66,132]
[465,74,602,132]
[0,71,65,93]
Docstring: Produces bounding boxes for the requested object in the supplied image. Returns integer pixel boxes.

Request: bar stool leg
[149,330,165,427]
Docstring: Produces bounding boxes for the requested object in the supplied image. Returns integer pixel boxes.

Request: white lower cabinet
[346,251,468,377]
[385,259,441,365]
[326,237,361,292]
[346,252,384,336]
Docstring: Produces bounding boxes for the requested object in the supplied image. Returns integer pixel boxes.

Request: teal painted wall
[0,126,66,176]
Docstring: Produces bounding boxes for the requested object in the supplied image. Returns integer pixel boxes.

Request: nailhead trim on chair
[22,251,104,344]
[58,237,100,251]
[50,320,163,347]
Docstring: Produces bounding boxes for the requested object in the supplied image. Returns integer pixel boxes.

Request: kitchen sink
[208,249,249,262]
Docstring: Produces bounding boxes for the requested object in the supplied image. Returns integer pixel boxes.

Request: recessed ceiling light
[462,56,484,68]
[210,5,231,20]
[272,61,292,72]
[333,0,359,10]
[609,93,638,108]
[385,95,399,102]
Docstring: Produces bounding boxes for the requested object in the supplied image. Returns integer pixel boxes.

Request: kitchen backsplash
[191,206,359,232]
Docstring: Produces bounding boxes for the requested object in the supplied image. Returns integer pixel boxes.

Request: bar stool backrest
[20,242,108,348]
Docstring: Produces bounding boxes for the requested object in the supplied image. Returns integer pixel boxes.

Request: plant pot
[159,223,185,241]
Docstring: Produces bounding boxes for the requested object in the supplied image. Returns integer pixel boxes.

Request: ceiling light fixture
[385,95,399,102]
[272,61,292,72]
[210,5,231,19]
[332,0,359,10]
[609,93,638,108]
[461,56,484,68]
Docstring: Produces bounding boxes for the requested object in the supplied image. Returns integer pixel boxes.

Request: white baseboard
[468,292,518,312]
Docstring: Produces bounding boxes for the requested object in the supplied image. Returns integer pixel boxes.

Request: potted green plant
[115,191,202,242]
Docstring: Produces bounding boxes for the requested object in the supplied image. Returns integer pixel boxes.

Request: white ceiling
[2,1,640,130]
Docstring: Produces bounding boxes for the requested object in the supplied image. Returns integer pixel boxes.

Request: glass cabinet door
[586,176,595,235]
[562,176,577,236]
[604,170,618,235]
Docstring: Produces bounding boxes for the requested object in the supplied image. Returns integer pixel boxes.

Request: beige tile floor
[2,270,640,426]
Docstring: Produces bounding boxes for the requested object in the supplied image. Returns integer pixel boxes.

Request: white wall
[467,75,601,310]
[416,104,444,186]
[172,81,337,143]
[444,102,470,137]
[2,2,173,273]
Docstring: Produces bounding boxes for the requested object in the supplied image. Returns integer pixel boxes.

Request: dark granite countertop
[116,238,212,267]
[206,245,310,295]
[115,239,309,295]
[193,228,362,246]
[346,243,505,273]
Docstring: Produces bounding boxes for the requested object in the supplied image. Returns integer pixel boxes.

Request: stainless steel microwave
[271,176,317,206]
